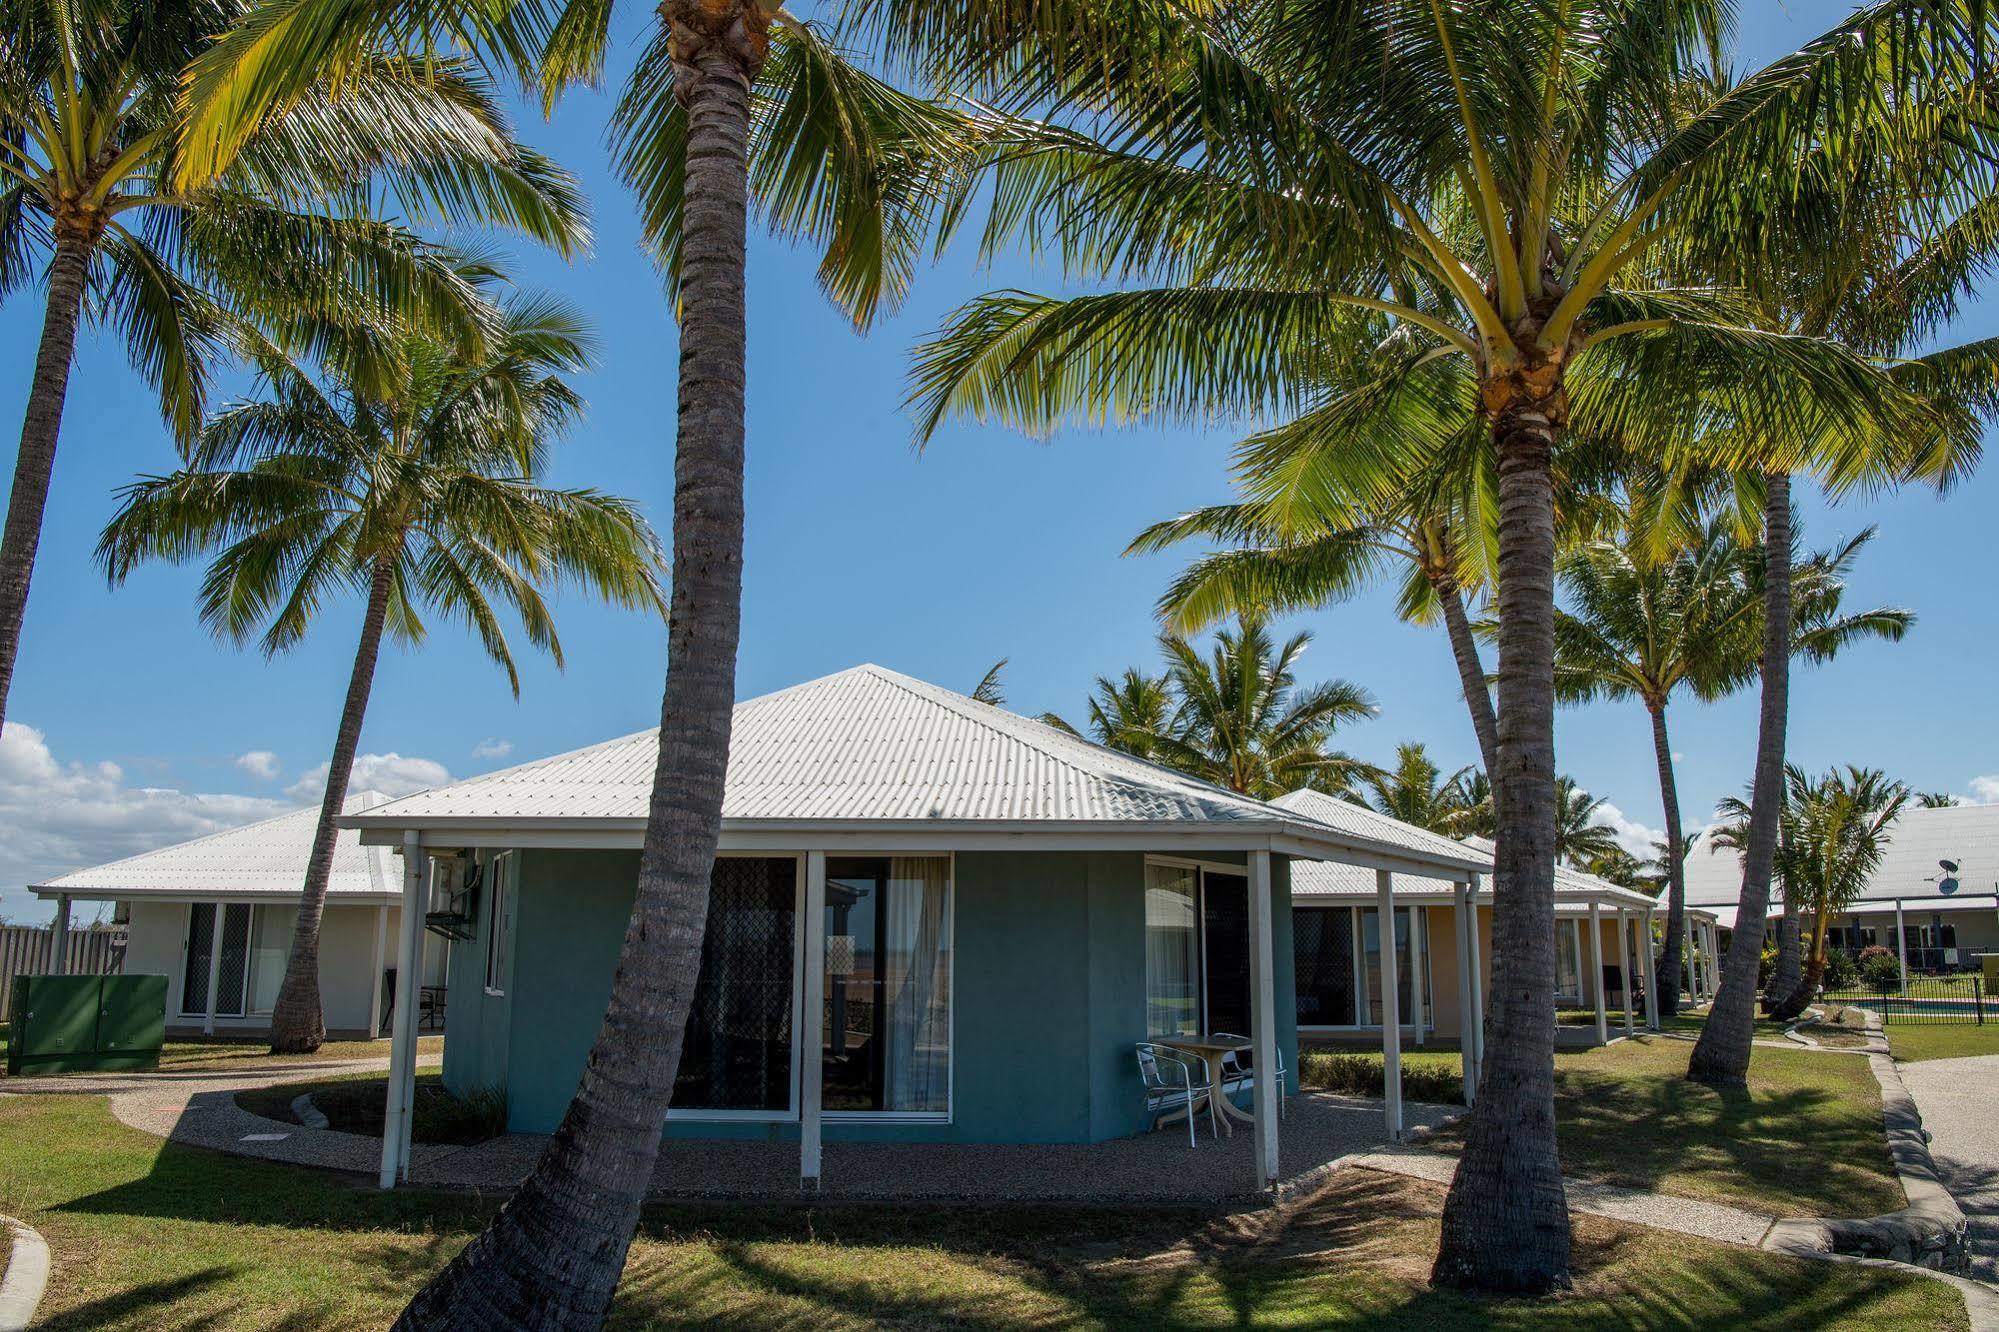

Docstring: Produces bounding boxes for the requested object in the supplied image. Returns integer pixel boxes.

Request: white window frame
[484,851,515,996]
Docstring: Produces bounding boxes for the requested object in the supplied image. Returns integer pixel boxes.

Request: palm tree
[1553,518,1911,1013]
[1916,792,1960,809]
[0,0,588,737]
[1057,668,1176,760]
[1551,779,1622,869]
[894,0,1987,1291]
[98,282,666,1053]
[179,0,971,1319]
[1363,742,1480,836]
[1709,767,1909,1017]
[1144,619,1378,800]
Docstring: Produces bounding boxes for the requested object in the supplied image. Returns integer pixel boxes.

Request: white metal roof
[1275,797,1661,909]
[33,790,400,903]
[344,665,1486,874]
[1683,802,1999,915]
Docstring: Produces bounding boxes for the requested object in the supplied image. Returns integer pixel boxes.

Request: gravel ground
[1899,1053,1999,1286]
[1348,1144,1779,1246]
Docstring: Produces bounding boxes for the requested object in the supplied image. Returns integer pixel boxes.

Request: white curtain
[1145,864,1199,1037]
[885,857,950,1112]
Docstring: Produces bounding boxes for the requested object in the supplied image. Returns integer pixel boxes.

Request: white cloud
[286,752,451,802]
[234,749,281,781]
[1594,802,1665,860]
[1967,776,1999,805]
[471,738,513,762]
[0,722,289,920]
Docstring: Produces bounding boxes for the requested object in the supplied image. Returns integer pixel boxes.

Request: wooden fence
[0,925,126,1021]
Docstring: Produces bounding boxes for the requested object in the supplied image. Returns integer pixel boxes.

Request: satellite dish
[1940,858,1960,874]
[1940,877,1960,895]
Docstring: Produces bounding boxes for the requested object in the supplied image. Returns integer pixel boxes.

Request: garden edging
[0,1214,51,1332]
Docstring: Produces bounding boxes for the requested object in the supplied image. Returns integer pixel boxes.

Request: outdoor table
[1158,1033,1255,1136]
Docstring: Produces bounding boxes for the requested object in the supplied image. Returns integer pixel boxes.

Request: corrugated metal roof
[1683,802,1999,912]
[344,665,1484,872]
[35,790,399,901]
[1279,807,1657,908]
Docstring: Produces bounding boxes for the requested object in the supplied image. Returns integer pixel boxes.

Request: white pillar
[1895,899,1908,991]
[1466,874,1485,1084]
[380,832,427,1188]
[1643,910,1661,1032]
[367,904,390,1039]
[49,894,72,975]
[1589,902,1608,1045]
[203,902,224,1037]
[1453,883,1474,1106]
[1410,905,1427,1048]
[801,850,827,1191]
[1375,868,1403,1142]
[1248,850,1282,1188]
[1619,911,1635,1037]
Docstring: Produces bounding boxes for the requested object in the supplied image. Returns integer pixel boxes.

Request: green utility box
[6,974,167,1076]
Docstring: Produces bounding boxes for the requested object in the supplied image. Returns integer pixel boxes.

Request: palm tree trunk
[1689,470,1792,1087]
[268,557,395,1053]
[1433,570,1500,778]
[0,236,93,733]
[1766,899,1807,1019]
[1433,397,1571,1295]
[1648,701,1686,1016]
[394,7,765,1327]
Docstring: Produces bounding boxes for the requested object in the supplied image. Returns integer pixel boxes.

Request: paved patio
[2,1061,1458,1203]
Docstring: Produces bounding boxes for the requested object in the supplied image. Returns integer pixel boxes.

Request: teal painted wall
[440,851,522,1102]
[461,847,1299,1144]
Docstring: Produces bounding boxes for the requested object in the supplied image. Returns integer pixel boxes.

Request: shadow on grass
[34,1268,237,1331]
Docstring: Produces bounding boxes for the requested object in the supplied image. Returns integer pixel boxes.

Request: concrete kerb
[0,1214,51,1332]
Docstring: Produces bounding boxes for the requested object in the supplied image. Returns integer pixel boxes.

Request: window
[1360,907,1415,1026]
[822,857,952,1114]
[674,858,798,1112]
[484,853,514,994]
[181,903,252,1017]
[248,906,297,1014]
[1294,906,1357,1025]
[1556,919,1582,1004]
[1144,863,1200,1038]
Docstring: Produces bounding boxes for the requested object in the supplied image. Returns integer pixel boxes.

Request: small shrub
[1298,1050,1462,1103]
[1859,951,1902,994]
[1821,950,1859,990]
[1758,945,1778,990]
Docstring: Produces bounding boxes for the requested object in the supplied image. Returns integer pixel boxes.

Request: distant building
[1682,802,1999,975]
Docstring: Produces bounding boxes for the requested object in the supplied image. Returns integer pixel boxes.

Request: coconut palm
[1551,778,1622,869]
[0,0,588,737]
[1139,619,1378,800]
[1364,742,1480,836]
[1709,767,1908,1016]
[1050,668,1176,760]
[1554,518,1912,1013]
[177,0,971,1319]
[98,281,666,1053]
[1917,792,1960,809]
[893,0,1989,1290]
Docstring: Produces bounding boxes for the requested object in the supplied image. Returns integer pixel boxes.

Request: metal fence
[0,925,126,1022]
[1820,978,1991,1025]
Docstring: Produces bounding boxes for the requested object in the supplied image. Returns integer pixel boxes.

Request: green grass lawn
[1428,1034,1902,1219]
[0,1093,1963,1331]
[155,1033,444,1070]
[1881,1023,1999,1062]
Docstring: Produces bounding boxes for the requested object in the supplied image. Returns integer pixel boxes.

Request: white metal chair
[1213,1032,1287,1119]
[1136,1042,1217,1146]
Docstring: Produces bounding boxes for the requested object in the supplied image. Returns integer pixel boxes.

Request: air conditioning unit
[425,854,482,942]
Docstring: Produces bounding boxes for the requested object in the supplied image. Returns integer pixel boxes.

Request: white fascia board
[29,885,402,905]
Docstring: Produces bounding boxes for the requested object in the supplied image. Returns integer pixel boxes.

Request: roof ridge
[856,664,1278,817]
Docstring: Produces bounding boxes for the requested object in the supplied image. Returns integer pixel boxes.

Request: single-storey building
[31,790,449,1039]
[1273,792,1717,1071]
[344,664,1489,1191]
[1684,801,1999,982]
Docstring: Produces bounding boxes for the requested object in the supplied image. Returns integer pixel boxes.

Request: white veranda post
[1465,874,1486,1085]
[1896,899,1909,992]
[1589,902,1607,1045]
[1619,911,1635,1037]
[1409,905,1427,1048]
[50,894,71,975]
[1643,909,1661,1032]
[379,832,427,1189]
[1248,850,1281,1190]
[801,850,827,1191]
[1376,868,1403,1143]
[1452,882,1474,1106]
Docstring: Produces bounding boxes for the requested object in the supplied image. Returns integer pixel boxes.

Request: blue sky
[3,3,1996,922]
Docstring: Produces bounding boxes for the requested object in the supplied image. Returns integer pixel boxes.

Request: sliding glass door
[672,857,799,1113]
[822,857,952,1115]
[181,903,252,1017]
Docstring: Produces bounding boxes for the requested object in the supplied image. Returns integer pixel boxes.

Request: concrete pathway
[1347,1144,1778,1246]
[1899,1054,1999,1287]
